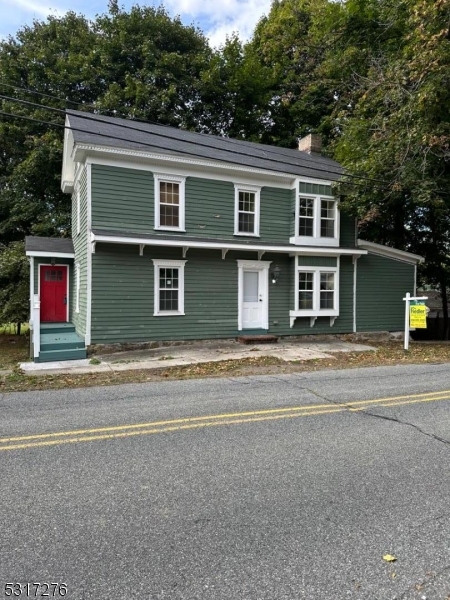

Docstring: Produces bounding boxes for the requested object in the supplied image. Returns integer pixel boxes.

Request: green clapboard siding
[339,211,357,247]
[71,167,88,337]
[90,245,356,344]
[299,182,333,195]
[297,257,337,267]
[91,164,154,233]
[357,253,414,331]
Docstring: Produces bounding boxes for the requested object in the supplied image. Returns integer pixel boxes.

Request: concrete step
[36,348,87,363]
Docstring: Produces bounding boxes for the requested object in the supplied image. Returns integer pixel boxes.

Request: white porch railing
[32,294,40,359]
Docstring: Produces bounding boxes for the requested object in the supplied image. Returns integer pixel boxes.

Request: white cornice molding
[76,143,334,187]
[357,239,424,264]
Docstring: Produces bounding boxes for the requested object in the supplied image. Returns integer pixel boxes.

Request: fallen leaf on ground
[383,554,397,562]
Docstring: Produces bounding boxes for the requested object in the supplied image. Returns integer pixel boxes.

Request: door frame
[38,264,70,323]
[237,259,271,331]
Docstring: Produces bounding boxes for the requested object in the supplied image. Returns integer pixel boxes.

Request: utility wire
[1,93,446,195]
[0,93,395,186]
[0,109,401,196]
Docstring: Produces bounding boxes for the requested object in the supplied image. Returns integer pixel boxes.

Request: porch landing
[37,323,86,362]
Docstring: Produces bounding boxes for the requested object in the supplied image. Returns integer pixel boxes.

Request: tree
[0,241,29,334]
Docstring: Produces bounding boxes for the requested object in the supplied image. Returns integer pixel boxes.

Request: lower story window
[297,269,337,312]
[152,259,186,316]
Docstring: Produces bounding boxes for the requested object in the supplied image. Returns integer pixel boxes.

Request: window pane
[160,182,179,205]
[160,268,179,289]
[299,217,314,237]
[298,272,314,309]
[299,292,313,309]
[320,272,335,309]
[239,191,255,213]
[320,200,335,238]
[160,205,179,227]
[160,290,179,311]
[243,271,259,302]
[238,212,255,233]
[299,198,314,216]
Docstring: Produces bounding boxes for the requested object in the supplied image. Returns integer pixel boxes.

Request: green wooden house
[25,110,423,362]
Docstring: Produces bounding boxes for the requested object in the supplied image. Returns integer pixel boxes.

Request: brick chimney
[298,133,322,154]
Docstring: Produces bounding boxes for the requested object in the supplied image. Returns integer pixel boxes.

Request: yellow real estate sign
[410,304,427,328]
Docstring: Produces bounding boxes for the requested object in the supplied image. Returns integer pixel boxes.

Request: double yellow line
[1,389,449,452]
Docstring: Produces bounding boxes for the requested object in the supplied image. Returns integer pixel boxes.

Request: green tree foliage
[0,241,29,333]
[247,0,334,147]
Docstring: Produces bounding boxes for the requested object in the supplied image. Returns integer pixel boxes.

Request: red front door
[40,265,68,322]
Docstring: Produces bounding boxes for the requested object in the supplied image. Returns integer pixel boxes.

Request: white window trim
[234,184,261,237]
[154,173,186,232]
[290,188,339,247]
[75,262,80,314]
[289,256,340,327]
[76,181,81,236]
[152,259,187,316]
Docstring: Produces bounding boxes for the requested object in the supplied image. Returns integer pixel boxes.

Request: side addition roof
[66,110,343,182]
[25,236,74,257]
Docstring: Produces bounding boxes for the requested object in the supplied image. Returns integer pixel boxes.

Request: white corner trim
[85,162,92,345]
[29,256,34,327]
[154,173,186,232]
[75,262,80,314]
[357,239,424,264]
[152,259,187,316]
[353,255,358,333]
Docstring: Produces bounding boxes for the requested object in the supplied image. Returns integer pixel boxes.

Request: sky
[0,0,272,47]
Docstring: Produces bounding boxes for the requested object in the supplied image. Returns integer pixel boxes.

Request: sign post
[403,293,428,350]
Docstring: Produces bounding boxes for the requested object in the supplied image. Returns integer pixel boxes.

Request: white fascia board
[61,116,76,193]
[91,232,367,256]
[77,145,301,189]
[357,239,424,264]
[25,251,75,258]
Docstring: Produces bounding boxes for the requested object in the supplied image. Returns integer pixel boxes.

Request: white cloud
[5,0,66,17]
[162,0,272,47]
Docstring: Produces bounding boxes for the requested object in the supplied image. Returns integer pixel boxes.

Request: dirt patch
[1,342,450,393]
[0,335,29,370]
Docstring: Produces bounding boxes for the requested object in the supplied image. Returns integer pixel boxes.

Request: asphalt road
[1,363,450,600]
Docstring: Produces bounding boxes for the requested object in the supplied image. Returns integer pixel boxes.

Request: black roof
[67,110,342,182]
[25,236,74,254]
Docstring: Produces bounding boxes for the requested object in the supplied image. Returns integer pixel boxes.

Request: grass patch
[0,323,29,335]
[0,342,449,394]
[0,335,29,370]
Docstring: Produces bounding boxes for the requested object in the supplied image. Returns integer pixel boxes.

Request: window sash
[299,198,314,237]
[159,182,180,228]
[158,267,179,312]
[320,200,335,238]
[238,191,256,234]
[296,195,337,241]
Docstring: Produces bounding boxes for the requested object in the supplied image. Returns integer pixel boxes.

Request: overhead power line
[0,90,445,195]
[0,92,394,186]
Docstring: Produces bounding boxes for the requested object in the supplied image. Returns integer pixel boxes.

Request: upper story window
[154,174,186,232]
[291,182,339,247]
[234,185,261,237]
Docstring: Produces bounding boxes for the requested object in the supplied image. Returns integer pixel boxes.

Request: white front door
[238,260,271,330]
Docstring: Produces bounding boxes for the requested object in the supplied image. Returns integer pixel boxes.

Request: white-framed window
[152,259,187,316]
[291,185,339,247]
[75,262,80,313]
[234,185,261,237]
[291,257,339,319]
[295,268,338,314]
[154,174,186,231]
